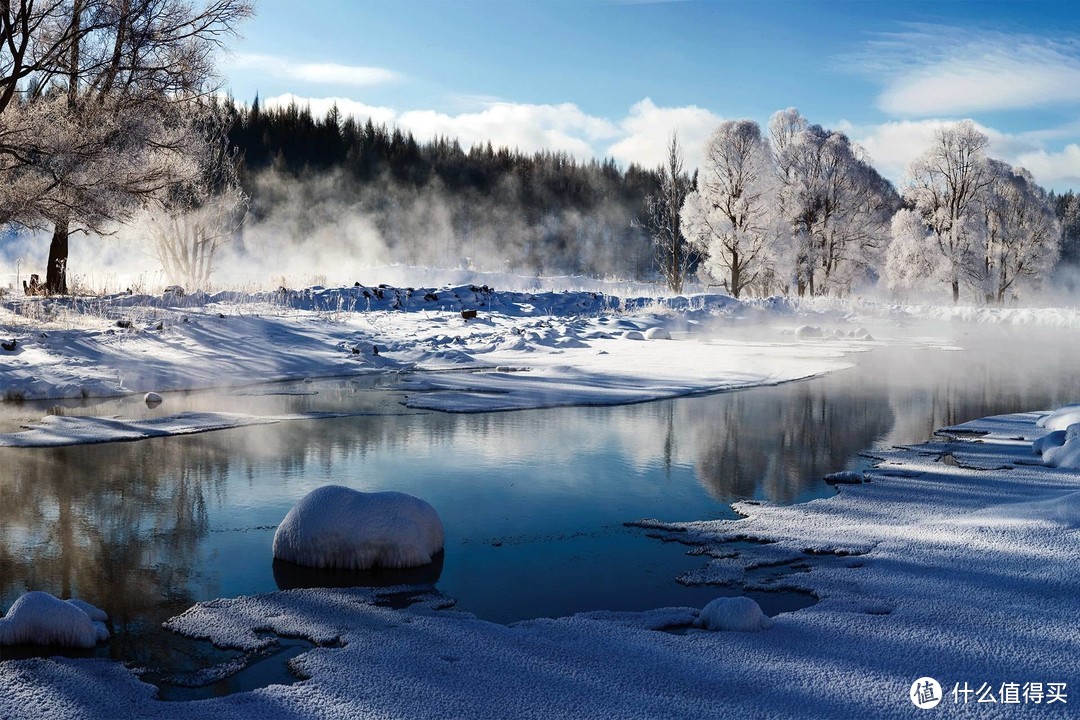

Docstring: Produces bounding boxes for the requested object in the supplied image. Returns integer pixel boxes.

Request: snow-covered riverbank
[1,408,1076,718]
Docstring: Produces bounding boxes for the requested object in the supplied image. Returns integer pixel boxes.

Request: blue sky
[221,0,1080,190]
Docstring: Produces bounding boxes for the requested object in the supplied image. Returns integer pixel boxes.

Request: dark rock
[1,339,16,352]
[115,319,132,328]
[461,309,478,320]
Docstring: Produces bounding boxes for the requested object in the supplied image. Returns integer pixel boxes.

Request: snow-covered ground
[0,283,880,444]
[1,408,1076,718]
[4,280,1048,445]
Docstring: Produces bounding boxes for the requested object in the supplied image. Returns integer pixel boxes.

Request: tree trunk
[46,217,70,295]
[951,278,959,303]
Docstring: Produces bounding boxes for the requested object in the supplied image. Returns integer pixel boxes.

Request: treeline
[218,96,664,278]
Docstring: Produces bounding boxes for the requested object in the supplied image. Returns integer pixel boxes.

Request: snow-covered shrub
[695,596,772,632]
[0,591,109,647]
[273,485,444,570]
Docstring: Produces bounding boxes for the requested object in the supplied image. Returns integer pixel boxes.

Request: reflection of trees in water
[0,439,223,663]
[881,334,1080,448]
[685,382,894,503]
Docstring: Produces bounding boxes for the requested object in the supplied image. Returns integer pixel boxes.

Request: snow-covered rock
[143,391,162,407]
[1037,404,1080,431]
[1038,424,1080,470]
[695,596,772,632]
[0,592,109,647]
[273,485,444,570]
[643,327,671,340]
[621,330,645,341]
[794,325,822,339]
[824,470,865,484]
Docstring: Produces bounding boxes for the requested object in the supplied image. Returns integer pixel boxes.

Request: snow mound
[643,327,671,340]
[794,325,822,339]
[273,485,444,570]
[621,330,645,341]
[1037,404,1080,431]
[695,596,772,632]
[0,592,109,648]
[824,470,865,484]
[1040,425,1080,470]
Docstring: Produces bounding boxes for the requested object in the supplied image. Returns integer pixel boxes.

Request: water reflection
[2,325,1079,672]
[272,552,445,590]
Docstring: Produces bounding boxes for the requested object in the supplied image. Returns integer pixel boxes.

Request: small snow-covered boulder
[795,325,823,340]
[1040,424,1080,470]
[621,330,645,341]
[1033,430,1067,456]
[644,327,671,340]
[0,591,109,647]
[1037,404,1080,431]
[696,596,772,632]
[273,485,444,570]
[825,470,866,485]
[144,391,162,407]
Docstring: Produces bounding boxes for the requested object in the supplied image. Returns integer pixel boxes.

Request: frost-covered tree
[1057,191,1080,266]
[0,0,253,294]
[769,109,898,297]
[142,105,248,289]
[633,132,693,293]
[681,120,778,299]
[883,207,944,294]
[900,121,994,302]
[976,161,1060,302]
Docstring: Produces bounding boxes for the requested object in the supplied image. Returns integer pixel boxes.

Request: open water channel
[1,323,1078,696]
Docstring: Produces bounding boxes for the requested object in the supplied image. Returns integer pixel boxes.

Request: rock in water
[273,485,444,570]
[144,392,163,407]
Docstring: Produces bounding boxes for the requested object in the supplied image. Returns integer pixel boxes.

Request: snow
[143,391,162,406]
[272,485,444,570]
[0,412,280,447]
[1033,405,1080,469]
[695,596,772,631]
[1037,403,1080,431]
[0,592,109,648]
[1,407,1077,718]
[2,282,908,433]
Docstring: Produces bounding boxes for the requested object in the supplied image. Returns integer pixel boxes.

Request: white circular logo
[910,677,943,709]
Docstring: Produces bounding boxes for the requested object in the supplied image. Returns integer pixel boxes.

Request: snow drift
[0,592,109,648]
[272,485,444,570]
[696,596,772,632]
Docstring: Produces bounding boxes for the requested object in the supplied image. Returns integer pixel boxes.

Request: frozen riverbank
[1,407,1076,718]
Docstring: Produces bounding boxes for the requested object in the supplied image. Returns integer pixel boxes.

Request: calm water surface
[1,324,1078,677]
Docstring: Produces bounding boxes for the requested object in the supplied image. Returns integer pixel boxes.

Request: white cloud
[843,118,1079,191]
[233,53,401,88]
[849,27,1080,117]
[605,98,721,170]
[1014,144,1080,188]
[262,94,397,126]
[258,95,726,167]
[397,103,619,157]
